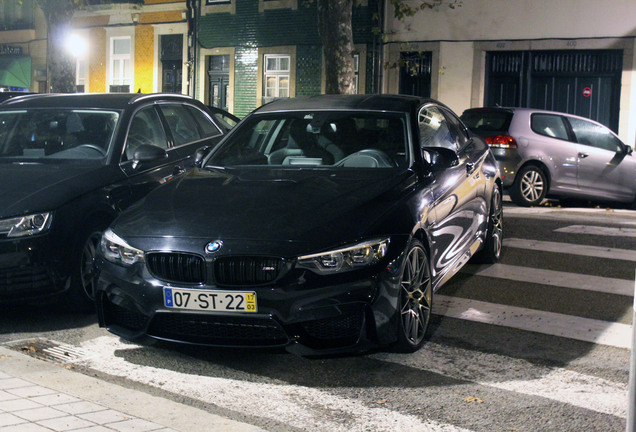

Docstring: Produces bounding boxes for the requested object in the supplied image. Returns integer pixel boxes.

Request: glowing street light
[65,33,87,58]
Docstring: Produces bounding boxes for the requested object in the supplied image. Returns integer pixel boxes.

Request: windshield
[206,111,409,169]
[0,109,119,162]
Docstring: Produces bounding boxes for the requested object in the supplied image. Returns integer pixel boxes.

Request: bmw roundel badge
[205,240,223,254]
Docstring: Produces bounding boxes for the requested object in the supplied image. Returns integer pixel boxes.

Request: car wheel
[509,165,547,207]
[66,221,108,312]
[474,185,503,264]
[394,239,432,353]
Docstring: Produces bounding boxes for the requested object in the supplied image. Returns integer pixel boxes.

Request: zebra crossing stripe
[554,225,636,237]
[80,336,473,432]
[434,295,632,349]
[504,238,636,262]
[372,342,628,418]
[462,263,634,297]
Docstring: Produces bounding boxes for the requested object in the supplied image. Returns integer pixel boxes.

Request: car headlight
[0,212,52,237]
[100,228,144,266]
[297,238,389,274]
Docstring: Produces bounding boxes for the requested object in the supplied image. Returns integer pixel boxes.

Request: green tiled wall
[198,0,379,115]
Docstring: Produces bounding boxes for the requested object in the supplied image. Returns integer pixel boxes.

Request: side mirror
[422,147,460,170]
[194,145,212,167]
[132,144,167,169]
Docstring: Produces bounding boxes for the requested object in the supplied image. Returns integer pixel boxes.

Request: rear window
[460,109,513,133]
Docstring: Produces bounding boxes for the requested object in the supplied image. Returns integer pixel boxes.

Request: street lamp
[64,33,87,58]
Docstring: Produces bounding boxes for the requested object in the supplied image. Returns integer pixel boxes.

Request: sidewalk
[0,345,265,432]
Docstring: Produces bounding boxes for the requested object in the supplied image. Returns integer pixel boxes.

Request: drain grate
[6,339,92,364]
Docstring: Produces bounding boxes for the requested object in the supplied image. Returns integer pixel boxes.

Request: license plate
[163,287,257,313]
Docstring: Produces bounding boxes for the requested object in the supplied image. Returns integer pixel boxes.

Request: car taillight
[485,135,517,148]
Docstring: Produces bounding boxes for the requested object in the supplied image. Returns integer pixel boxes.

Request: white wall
[388,0,636,41]
[384,0,636,146]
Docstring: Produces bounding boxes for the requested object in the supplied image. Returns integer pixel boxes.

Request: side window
[124,107,168,161]
[568,117,623,152]
[442,108,470,149]
[418,105,456,152]
[186,106,223,137]
[531,114,569,140]
[158,105,202,146]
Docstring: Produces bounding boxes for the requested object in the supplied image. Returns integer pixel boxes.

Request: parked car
[206,106,240,132]
[460,107,636,207]
[0,93,234,309]
[0,91,34,103]
[95,94,502,355]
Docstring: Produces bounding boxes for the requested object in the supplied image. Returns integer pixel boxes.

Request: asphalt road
[2,202,635,432]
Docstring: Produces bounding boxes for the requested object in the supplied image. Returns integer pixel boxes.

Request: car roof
[253,94,437,114]
[462,106,586,117]
[0,93,196,110]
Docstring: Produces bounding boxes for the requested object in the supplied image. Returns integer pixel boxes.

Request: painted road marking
[77,336,472,432]
[434,295,632,349]
[462,263,634,297]
[503,207,636,226]
[75,335,627,426]
[554,225,636,238]
[504,238,636,262]
[372,342,628,418]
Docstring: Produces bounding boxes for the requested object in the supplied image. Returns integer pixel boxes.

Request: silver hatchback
[461,107,636,207]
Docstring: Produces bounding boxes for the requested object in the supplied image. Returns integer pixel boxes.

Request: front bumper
[95,248,404,355]
[0,233,69,302]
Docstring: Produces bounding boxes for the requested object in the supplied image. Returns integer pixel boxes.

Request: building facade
[71,0,188,95]
[383,0,636,146]
[2,0,635,147]
[196,0,380,117]
[0,0,46,92]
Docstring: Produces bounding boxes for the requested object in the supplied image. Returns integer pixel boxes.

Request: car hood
[0,161,117,218]
[113,167,418,253]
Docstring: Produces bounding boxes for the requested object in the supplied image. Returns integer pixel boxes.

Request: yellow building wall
[135,25,155,93]
[144,0,179,5]
[88,27,106,93]
[139,11,183,24]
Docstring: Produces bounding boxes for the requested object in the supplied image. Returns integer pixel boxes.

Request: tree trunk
[37,0,77,93]
[317,0,355,95]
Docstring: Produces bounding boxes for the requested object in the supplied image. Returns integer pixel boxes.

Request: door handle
[578,152,589,159]
[466,162,475,174]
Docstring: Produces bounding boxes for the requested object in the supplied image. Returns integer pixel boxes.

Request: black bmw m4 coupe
[95,94,503,355]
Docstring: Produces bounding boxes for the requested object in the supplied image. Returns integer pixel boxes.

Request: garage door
[485,50,622,132]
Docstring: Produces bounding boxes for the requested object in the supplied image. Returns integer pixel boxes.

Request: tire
[474,185,503,264]
[393,239,432,353]
[509,165,547,207]
[65,221,108,312]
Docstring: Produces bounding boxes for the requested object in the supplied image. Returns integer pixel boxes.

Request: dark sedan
[0,93,233,309]
[95,94,503,354]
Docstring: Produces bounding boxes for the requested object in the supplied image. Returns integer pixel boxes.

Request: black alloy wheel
[67,221,108,312]
[394,239,432,353]
[474,185,503,263]
[79,229,103,301]
[510,165,547,207]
